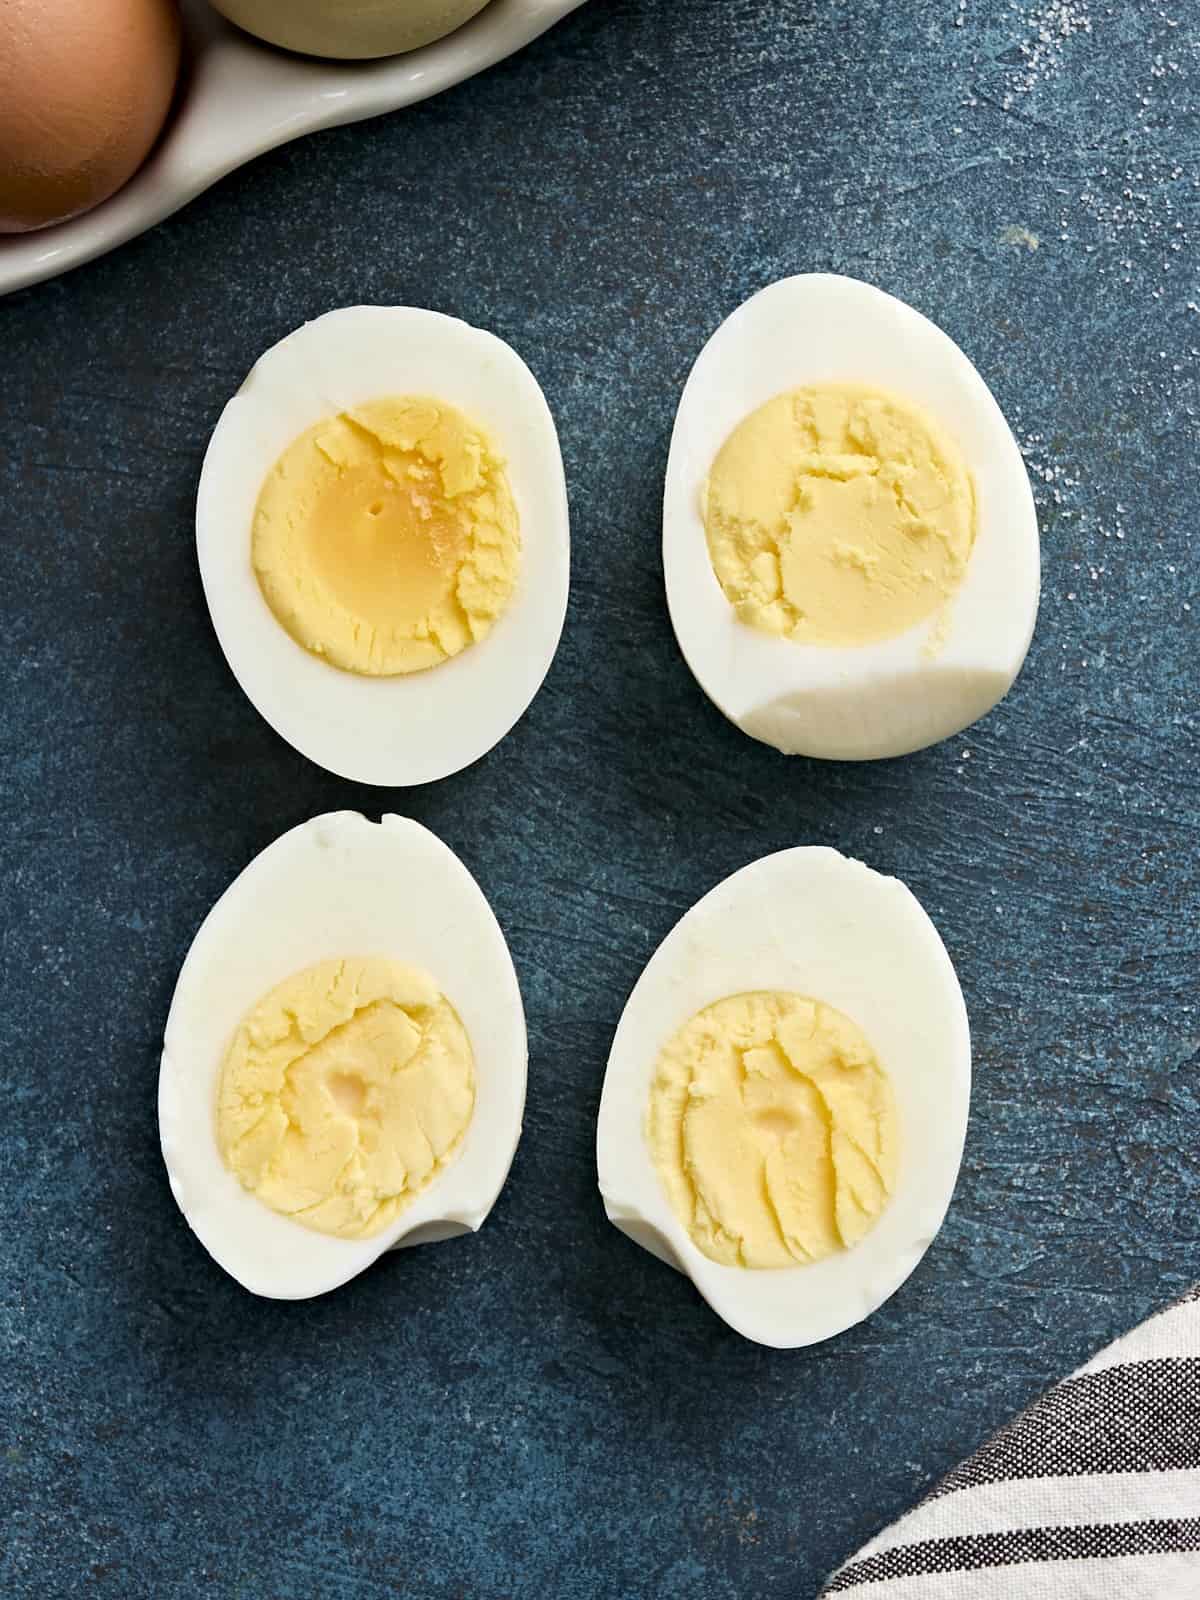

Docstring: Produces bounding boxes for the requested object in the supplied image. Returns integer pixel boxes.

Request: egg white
[197,305,570,785]
[596,846,971,1348]
[663,274,1040,761]
[158,811,526,1299]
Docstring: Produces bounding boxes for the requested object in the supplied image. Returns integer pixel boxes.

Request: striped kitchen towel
[821,1288,1200,1598]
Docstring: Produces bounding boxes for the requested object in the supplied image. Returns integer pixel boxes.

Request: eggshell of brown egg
[0,0,182,234]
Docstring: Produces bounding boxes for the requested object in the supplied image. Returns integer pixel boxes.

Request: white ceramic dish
[0,0,586,298]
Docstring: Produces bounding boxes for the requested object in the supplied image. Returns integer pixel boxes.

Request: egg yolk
[647,991,899,1269]
[217,957,475,1239]
[704,383,976,648]
[252,396,520,676]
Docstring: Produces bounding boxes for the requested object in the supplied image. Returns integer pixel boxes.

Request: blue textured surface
[2,0,1198,1594]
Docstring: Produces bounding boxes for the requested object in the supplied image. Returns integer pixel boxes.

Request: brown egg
[0,0,182,234]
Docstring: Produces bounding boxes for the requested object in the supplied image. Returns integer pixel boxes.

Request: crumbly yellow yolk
[217,957,475,1239]
[252,396,520,676]
[647,991,899,1269]
[704,383,976,647]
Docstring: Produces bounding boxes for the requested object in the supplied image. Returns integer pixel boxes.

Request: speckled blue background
[2,0,1198,1594]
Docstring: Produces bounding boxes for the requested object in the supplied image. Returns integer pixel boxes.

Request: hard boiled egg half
[596,847,970,1348]
[159,811,525,1298]
[663,274,1039,760]
[198,306,569,785]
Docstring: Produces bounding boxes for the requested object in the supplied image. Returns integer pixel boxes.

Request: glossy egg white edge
[663,273,1041,761]
[196,305,570,785]
[596,846,971,1349]
[158,810,527,1299]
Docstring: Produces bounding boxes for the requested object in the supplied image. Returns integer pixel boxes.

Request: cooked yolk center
[216,956,475,1240]
[704,382,976,649]
[304,451,470,633]
[647,990,899,1269]
[252,395,521,677]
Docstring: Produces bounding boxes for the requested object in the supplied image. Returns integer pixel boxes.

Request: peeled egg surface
[0,0,181,233]
[596,847,971,1348]
[209,0,492,58]
[197,306,570,786]
[663,274,1040,761]
[159,811,526,1299]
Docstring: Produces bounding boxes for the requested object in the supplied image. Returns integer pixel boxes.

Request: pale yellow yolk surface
[217,957,475,1239]
[252,396,520,676]
[647,992,899,1269]
[704,383,975,647]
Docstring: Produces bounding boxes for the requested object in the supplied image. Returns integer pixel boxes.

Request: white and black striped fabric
[821,1288,1200,1598]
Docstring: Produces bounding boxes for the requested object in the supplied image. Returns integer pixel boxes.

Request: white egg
[158,810,526,1299]
[596,846,970,1348]
[197,305,570,785]
[663,274,1040,760]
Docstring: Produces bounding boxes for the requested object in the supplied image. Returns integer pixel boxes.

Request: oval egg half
[596,846,970,1348]
[663,274,1040,760]
[159,811,526,1298]
[197,305,570,785]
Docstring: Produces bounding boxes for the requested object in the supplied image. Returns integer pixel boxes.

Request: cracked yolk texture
[704,383,975,647]
[217,957,475,1239]
[252,396,520,676]
[647,992,899,1269]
